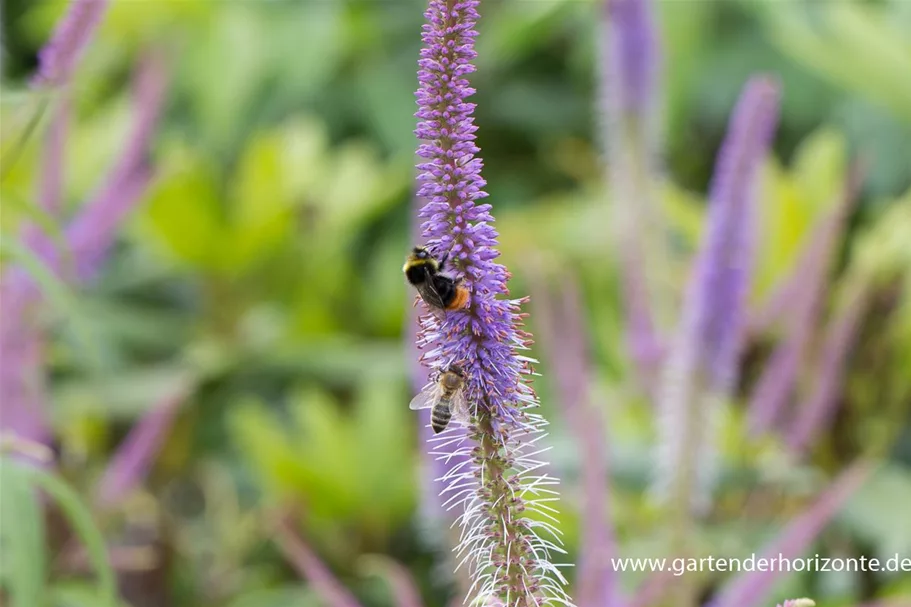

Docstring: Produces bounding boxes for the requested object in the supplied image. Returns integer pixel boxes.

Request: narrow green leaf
[18,463,118,607]
[0,461,47,607]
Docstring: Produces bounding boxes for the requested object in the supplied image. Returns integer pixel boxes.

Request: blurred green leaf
[66,98,133,209]
[225,586,322,607]
[791,127,847,214]
[55,364,192,419]
[228,397,304,495]
[753,128,847,299]
[0,461,47,607]
[270,4,345,102]
[477,0,581,70]
[279,118,331,203]
[357,59,419,155]
[840,463,911,560]
[264,339,406,384]
[188,4,273,148]
[50,582,124,607]
[140,150,224,270]
[228,131,293,271]
[318,143,408,236]
[851,188,911,280]
[750,1,911,123]
[232,378,415,543]
[22,464,118,607]
[659,1,713,144]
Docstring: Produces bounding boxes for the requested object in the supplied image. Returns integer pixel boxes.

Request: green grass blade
[0,460,47,607]
[18,463,119,607]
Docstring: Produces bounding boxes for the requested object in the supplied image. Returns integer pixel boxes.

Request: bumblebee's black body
[403,246,469,311]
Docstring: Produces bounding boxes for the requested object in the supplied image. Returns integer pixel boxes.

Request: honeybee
[409,365,471,433]
[403,246,470,312]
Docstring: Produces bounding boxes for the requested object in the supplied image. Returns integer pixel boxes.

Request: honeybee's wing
[449,390,472,424]
[409,384,441,411]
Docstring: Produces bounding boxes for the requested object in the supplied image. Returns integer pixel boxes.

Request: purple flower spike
[0,329,53,465]
[411,2,573,605]
[747,163,864,437]
[32,0,111,88]
[0,52,165,467]
[529,274,618,607]
[1,101,71,464]
[655,77,780,513]
[693,76,780,394]
[96,384,188,509]
[599,0,665,391]
[786,281,870,455]
[65,50,167,282]
[409,189,471,559]
[602,0,661,125]
[273,515,363,607]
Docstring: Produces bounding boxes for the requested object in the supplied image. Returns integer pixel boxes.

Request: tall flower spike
[66,50,167,282]
[96,384,188,509]
[32,0,110,88]
[528,273,618,607]
[412,2,573,606]
[0,52,166,465]
[786,276,869,455]
[599,0,666,389]
[747,162,864,437]
[654,77,780,524]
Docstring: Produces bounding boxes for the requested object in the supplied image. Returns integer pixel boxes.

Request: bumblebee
[402,246,470,311]
[409,365,470,433]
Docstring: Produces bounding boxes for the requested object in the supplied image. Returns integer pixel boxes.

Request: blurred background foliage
[1,0,910,606]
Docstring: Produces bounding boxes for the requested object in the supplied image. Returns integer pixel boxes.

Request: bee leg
[437,251,449,271]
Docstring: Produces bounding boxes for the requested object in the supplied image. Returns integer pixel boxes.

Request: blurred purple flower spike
[600,0,665,390]
[529,273,619,607]
[603,0,660,123]
[273,514,363,607]
[786,280,870,455]
[711,462,870,607]
[0,0,112,460]
[96,384,188,508]
[0,108,71,467]
[23,98,71,265]
[31,0,110,88]
[0,331,53,465]
[692,76,780,396]
[66,50,167,282]
[412,1,572,605]
[747,163,864,437]
[0,51,166,465]
[656,77,780,512]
